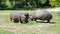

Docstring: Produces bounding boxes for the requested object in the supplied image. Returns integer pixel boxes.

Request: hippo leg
[25,19,29,23]
[47,19,50,23]
[20,18,25,24]
[13,20,19,23]
[34,18,37,21]
[13,18,19,23]
[10,18,12,21]
[34,18,37,22]
[23,21,26,23]
[31,19,34,21]
[20,19,23,23]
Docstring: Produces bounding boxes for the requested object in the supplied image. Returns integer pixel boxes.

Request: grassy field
[0,10,60,34]
[0,30,14,34]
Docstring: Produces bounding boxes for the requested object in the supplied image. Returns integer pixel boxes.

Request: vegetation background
[0,0,60,10]
[0,0,60,34]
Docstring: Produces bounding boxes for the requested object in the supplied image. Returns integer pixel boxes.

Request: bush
[49,0,60,7]
[0,0,60,10]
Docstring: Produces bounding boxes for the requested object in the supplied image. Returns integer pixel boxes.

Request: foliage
[0,0,60,9]
[49,0,60,7]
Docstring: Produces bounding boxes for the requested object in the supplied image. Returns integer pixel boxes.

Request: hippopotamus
[10,12,20,23]
[29,10,52,23]
[10,12,29,23]
[19,12,29,23]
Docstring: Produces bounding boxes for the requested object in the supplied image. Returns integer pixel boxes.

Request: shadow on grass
[41,22,55,24]
[36,21,55,24]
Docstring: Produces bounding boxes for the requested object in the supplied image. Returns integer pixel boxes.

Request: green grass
[42,12,60,34]
[0,30,14,34]
[0,10,60,34]
[0,10,39,26]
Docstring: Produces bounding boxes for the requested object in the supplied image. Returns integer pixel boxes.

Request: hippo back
[31,10,52,20]
[10,12,20,19]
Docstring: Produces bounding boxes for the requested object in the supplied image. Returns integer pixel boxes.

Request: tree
[49,0,60,7]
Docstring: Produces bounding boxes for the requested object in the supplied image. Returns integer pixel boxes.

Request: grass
[42,12,60,34]
[0,10,39,26]
[0,10,60,34]
[0,30,14,34]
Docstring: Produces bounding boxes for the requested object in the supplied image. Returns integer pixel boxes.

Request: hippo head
[29,15,34,21]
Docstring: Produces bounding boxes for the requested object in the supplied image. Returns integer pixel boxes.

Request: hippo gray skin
[10,12,29,23]
[19,12,29,23]
[29,10,52,23]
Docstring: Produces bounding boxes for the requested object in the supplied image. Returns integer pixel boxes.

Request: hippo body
[29,10,52,22]
[10,12,20,23]
[10,12,29,23]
